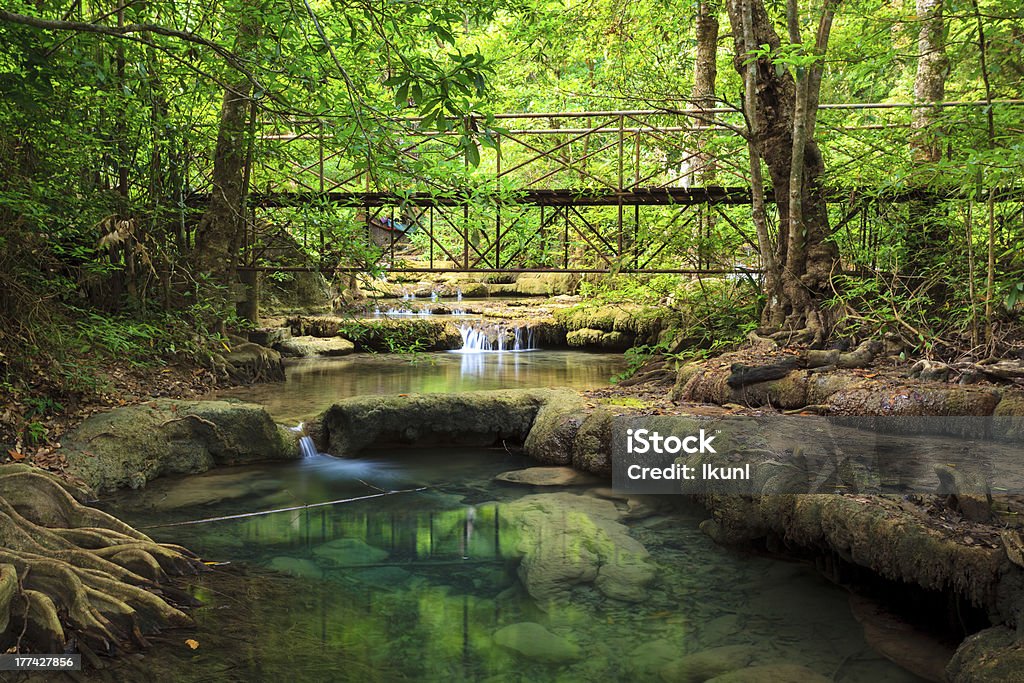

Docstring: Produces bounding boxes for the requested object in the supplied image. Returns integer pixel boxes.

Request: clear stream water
[213,350,626,425]
[100,352,931,682]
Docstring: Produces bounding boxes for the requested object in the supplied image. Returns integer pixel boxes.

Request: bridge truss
[183,102,1024,276]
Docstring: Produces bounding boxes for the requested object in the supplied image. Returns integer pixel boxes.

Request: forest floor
[0,357,227,475]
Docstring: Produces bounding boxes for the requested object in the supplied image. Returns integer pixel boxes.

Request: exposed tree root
[0,465,203,655]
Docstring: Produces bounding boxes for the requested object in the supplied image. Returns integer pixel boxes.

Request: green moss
[553,303,668,342]
[61,399,299,492]
[598,397,650,409]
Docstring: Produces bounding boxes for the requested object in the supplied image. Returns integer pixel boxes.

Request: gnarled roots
[0,465,203,654]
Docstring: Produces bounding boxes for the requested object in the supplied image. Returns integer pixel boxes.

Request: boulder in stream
[492,622,581,662]
[702,663,831,683]
[314,389,562,455]
[657,644,761,683]
[500,492,655,606]
[277,335,355,357]
[61,399,299,492]
[494,466,602,487]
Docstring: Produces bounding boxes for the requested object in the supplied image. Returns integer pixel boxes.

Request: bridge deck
[234,186,1022,209]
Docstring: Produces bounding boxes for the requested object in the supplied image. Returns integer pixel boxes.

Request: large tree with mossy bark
[726,0,840,346]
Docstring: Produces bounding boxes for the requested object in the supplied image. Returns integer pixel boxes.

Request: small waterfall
[299,436,318,459]
[456,289,463,302]
[455,322,538,353]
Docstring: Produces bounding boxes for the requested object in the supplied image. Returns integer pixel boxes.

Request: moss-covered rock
[314,389,557,455]
[523,392,588,465]
[993,392,1024,442]
[946,626,1024,683]
[670,362,703,401]
[62,399,299,492]
[514,273,580,296]
[691,490,1013,617]
[994,392,1024,416]
[827,384,1001,416]
[572,409,616,476]
[522,320,567,347]
[223,342,285,383]
[566,328,634,351]
[554,303,667,344]
[276,335,355,357]
[288,314,349,338]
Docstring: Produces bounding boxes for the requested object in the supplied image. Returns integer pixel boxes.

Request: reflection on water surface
[214,350,625,424]
[104,447,930,682]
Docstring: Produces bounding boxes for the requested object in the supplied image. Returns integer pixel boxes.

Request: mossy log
[0,466,202,654]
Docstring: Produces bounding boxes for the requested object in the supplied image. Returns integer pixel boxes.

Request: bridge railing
[246,108,753,197]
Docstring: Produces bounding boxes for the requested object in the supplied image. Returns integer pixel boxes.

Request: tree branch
[0,9,261,91]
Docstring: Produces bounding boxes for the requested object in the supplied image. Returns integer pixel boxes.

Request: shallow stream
[101,352,930,682]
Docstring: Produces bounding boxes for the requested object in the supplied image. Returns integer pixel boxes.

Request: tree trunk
[911,0,947,164]
[905,0,949,280]
[193,12,260,314]
[726,0,839,344]
[691,0,719,182]
[691,0,719,268]
[195,83,251,285]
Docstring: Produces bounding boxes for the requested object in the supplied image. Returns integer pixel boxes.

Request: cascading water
[455,322,536,353]
[298,436,318,458]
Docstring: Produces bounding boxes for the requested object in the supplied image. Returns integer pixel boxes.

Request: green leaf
[463,137,480,166]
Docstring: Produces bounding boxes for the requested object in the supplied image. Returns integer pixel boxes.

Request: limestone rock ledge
[62,399,299,492]
[312,389,624,475]
[689,488,1024,626]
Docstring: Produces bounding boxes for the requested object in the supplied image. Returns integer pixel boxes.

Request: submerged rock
[703,663,831,682]
[658,644,761,683]
[348,566,412,589]
[61,399,299,492]
[312,538,389,566]
[500,492,655,606]
[267,556,324,580]
[494,467,602,487]
[492,622,581,662]
[849,593,953,683]
[629,639,679,676]
[146,470,280,510]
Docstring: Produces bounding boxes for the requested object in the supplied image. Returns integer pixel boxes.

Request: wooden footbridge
[185,102,1024,275]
